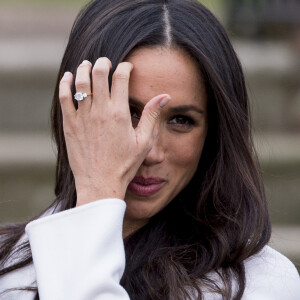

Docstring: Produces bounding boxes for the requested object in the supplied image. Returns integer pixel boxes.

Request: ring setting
[74,92,92,101]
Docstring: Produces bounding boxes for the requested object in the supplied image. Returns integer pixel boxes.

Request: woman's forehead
[127,47,206,108]
[127,47,203,88]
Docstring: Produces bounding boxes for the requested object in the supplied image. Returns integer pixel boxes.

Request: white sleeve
[242,246,300,300]
[25,198,130,300]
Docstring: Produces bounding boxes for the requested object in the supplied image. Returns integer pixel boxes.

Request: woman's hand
[59,58,170,206]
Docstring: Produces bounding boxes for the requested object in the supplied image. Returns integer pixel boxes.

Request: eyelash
[130,106,195,130]
[168,115,195,127]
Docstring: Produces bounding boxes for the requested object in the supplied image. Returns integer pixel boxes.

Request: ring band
[74,92,92,101]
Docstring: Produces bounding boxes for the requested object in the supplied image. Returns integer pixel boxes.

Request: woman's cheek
[168,133,205,167]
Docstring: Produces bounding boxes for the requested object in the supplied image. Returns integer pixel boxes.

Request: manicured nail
[63,71,72,79]
[159,95,171,108]
[81,60,91,65]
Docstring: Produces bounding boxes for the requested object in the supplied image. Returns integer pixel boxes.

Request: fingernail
[81,60,91,65]
[159,95,170,108]
[63,71,72,79]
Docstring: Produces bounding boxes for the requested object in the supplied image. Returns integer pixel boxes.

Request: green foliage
[200,0,222,7]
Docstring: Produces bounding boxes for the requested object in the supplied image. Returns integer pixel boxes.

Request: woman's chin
[124,186,174,222]
[125,198,155,220]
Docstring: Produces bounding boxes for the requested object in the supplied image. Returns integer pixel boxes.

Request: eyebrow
[129,97,205,114]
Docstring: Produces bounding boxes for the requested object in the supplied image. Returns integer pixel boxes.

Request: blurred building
[227,0,300,39]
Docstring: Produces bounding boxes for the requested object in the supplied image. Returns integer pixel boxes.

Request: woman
[0,0,299,299]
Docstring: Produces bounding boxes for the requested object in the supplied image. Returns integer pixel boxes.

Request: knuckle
[90,111,100,123]
[60,77,68,85]
[59,91,69,102]
[112,110,124,122]
[113,71,129,81]
[93,65,109,77]
[63,120,76,135]
[90,110,105,125]
[147,108,160,120]
[59,85,69,101]
[75,80,89,90]
[59,79,67,90]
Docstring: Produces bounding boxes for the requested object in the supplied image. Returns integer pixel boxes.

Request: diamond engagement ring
[74,92,92,101]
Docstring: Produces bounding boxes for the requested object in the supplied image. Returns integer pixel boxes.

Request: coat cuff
[25,198,129,300]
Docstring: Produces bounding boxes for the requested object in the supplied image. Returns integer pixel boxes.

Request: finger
[110,62,133,109]
[59,71,76,120]
[92,57,112,106]
[136,94,170,150]
[75,60,93,113]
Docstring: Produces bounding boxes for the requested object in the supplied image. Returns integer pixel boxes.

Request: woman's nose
[142,131,165,166]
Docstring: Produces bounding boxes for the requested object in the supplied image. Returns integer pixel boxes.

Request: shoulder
[243,245,300,299]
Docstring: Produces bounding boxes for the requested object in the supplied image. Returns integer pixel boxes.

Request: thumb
[136,94,170,149]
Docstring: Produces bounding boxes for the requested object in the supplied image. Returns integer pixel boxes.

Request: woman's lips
[128,176,165,196]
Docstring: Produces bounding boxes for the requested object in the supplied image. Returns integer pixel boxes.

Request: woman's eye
[168,115,195,128]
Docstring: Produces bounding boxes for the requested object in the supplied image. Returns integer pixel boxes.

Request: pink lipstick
[128,176,165,196]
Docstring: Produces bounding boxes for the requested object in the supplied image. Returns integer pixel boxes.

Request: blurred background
[0,0,299,270]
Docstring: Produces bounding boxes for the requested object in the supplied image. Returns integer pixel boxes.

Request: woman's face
[124,47,208,234]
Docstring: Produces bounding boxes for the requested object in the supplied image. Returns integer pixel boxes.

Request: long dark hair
[0,1,271,299]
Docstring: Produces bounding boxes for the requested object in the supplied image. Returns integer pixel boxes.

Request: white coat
[0,198,299,299]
